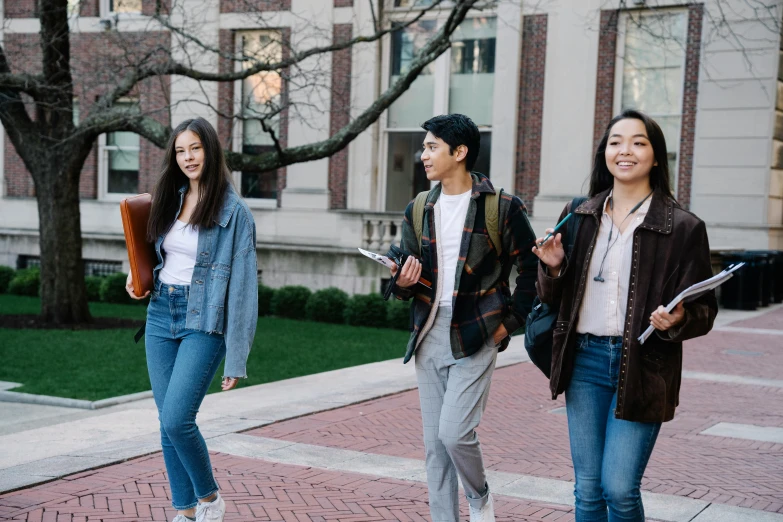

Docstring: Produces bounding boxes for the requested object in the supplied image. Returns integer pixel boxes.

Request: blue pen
[537,212,574,247]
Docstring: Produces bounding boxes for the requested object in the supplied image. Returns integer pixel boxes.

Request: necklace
[593,191,653,283]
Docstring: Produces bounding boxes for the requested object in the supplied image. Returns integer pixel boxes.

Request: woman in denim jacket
[126,118,258,522]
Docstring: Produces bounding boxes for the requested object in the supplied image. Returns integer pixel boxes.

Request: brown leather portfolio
[120,193,157,297]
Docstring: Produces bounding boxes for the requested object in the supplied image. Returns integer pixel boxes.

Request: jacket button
[196,280,203,284]
[191,310,199,314]
[201,252,208,256]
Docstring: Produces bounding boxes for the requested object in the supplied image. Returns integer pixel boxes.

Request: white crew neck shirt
[159,219,199,286]
[436,189,472,306]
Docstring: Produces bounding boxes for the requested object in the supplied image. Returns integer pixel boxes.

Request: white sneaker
[469,493,496,522]
[196,493,225,522]
[172,516,193,522]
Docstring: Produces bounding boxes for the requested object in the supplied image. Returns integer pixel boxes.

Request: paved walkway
[1,304,782,521]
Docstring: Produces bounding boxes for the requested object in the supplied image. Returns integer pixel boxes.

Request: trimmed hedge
[272,285,312,319]
[84,276,103,302]
[258,284,275,316]
[0,266,15,294]
[344,293,387,328]
[100,272,135,304]
[305,287,349,324]
[387,298,411,331]
[8,268,40,297]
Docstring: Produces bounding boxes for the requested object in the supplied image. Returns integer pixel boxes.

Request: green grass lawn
[0,294,409,401]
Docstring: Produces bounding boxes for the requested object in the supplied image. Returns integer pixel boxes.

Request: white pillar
[534,1,602,220]
[280,0,334,210]
[168,0,221,128]
[489,0,523,196]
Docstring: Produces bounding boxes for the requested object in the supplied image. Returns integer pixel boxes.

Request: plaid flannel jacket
[394,173,538,363]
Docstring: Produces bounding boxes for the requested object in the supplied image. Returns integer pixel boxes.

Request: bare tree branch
[225,0,480,172]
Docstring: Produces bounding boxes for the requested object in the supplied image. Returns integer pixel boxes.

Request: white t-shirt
[437,189,472,306]
[159,220,199,285]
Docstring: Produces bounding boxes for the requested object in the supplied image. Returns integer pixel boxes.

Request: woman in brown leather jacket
[532,109,718,522]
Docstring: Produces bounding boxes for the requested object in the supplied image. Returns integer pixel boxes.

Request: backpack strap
[484,190,502,257]
[413,188,503,258]
[564,196,588,257]
[412,190,429,256]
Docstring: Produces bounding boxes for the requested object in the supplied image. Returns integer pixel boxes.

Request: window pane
[622,66,683,114]
[241,32,282,198]
[621,12,686,115]
[386,132,427,211]
[107,129,139,194]
[394,0,433,6]
[241,145,278,199]
[110,0,142,13]
[242,32,282,147]
[449,18,496,126]
[388,21,436,128]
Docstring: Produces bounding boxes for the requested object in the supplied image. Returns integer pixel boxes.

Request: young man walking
[391,114,538,521]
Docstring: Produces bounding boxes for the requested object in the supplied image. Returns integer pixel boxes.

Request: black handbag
[524,197,587,378]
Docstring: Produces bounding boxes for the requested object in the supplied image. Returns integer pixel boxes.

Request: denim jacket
[152,184,258,378]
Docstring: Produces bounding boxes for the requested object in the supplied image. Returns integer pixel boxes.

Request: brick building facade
[0,0,780,292]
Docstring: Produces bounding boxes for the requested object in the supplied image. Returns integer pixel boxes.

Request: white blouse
[576,193,651,336]
[159,220,199,286]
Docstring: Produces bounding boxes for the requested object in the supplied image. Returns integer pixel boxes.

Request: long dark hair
[588,109,675,200]
[148,118,232,241]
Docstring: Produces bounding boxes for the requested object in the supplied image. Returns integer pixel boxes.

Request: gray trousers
[415,306,498,522]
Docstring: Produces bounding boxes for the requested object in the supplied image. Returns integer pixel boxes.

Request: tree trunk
[35,161,92,325]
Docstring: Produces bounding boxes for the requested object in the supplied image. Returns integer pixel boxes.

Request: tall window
[384,15,496,211]
[237,30,283,201]
[617,11,687,186]
[102,0,142,15]
[100,101,140,196]
[388,21,436,128]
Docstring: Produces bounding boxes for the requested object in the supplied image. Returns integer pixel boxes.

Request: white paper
[638,262,745,344]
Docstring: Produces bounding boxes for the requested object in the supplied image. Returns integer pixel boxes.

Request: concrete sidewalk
[1,304,782,521]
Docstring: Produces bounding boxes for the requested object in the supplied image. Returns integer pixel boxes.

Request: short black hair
[421,114,481,171]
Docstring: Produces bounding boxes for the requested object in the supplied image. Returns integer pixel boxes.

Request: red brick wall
[592,9,619,154]
[5,0,36,18]
[218,29,236,150]
[676,4,703,209]
[220,0,290,13]
[328,23,352,210]
[515,14,547,216]
[3,31,170,199]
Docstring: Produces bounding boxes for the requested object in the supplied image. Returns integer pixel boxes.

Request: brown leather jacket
[537,188,718,423]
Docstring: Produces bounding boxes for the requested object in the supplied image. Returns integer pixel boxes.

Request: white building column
[533,1,602,222]
[489,1,523,196]
[168,0,221,128]
[345,1,380,211]
[280,0,334,210]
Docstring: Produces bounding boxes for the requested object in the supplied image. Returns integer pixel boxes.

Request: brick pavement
[249,308,783,514]
[1,308,780,521]
[0,453,576,521]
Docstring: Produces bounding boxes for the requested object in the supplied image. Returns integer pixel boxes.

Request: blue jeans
[146,283,226,510]
[565,334,662,522]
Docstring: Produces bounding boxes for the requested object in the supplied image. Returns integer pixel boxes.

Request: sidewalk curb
[0,390,154,409]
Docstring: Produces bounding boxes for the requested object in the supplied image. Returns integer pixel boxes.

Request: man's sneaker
[172,516,193,522]
[196,493,225,522]
[469,493,496,522]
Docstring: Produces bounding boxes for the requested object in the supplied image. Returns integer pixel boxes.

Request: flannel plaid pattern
[394,173,538,363]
